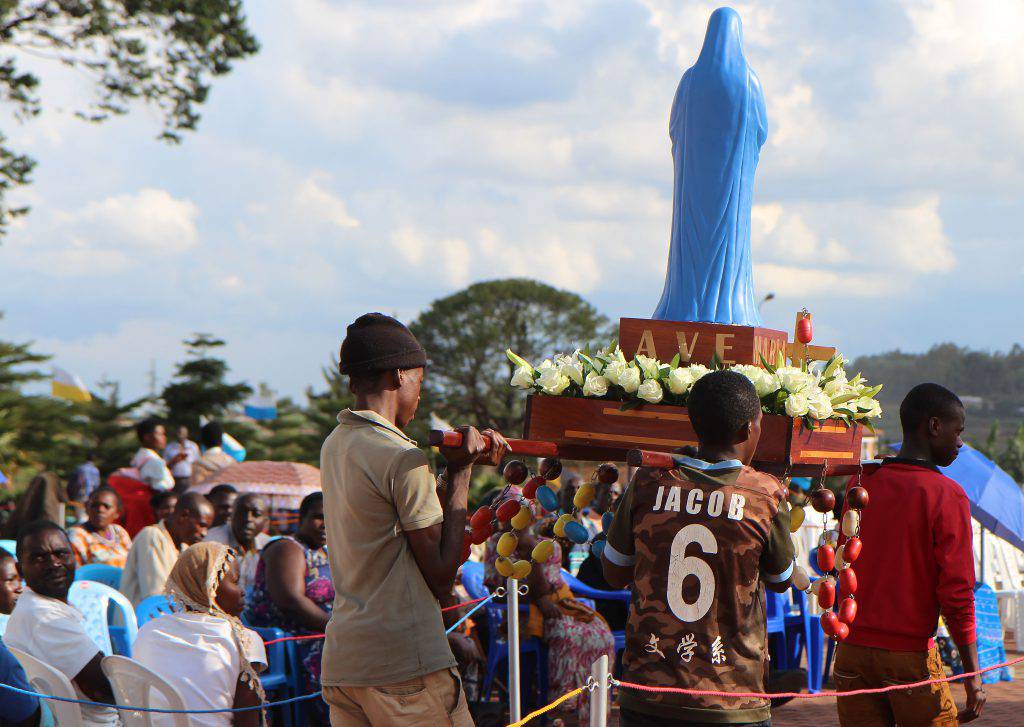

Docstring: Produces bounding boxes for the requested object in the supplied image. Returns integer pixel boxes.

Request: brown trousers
[324,667,474,726]
[834,643,958,727]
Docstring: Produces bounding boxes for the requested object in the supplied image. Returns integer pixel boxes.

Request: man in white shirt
[5,520,118,726]
[163,425,200,492]
[192,421,239,486]
[132,418,175,493]
[121,492,215,605]
[205,493,271,591]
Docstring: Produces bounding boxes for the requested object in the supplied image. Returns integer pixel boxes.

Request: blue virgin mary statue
[652,7,767,327]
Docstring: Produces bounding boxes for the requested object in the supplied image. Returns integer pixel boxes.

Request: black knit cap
[339,312,427,376]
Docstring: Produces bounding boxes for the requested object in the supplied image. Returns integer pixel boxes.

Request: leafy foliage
[0,0,259,231]
[161,333,251,432]
[70,379,149,475]
[409,279,611,435]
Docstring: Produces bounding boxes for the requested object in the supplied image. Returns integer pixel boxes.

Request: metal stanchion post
[507,576,521,723]
[589,654,609,727]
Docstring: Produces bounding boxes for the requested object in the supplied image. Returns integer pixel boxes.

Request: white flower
[603,360,626,386]
[667,364,709,395]
[637,379,664,404]
[635,354,660,380]
[823,370,850,397]
[582,373,609,397]
[510,365,535,390]
[775,366,815,394]
[618,365,641,393]
[785,392,810,418]
[807,390,834,420]
[536,365,570,395]
[731,364,778,398]
[557,355,584,386]
[853,397,882,420]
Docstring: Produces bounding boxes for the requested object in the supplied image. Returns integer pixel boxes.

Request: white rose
[510,364,535,390]
[686,364,711,383]
[785,392,810,418]
[635,354,660,380]
[667,367,689,395]
[603,360,625,385]
[807,390,834,420]
[732,364,777,398]
[854,397,882,420]
[557,355,584,386]
[618,365,641,393]
[637,378,664,403]
[582,372,609,397]
[823,370,848,397]
[536,366,570,395]
[776,366,814,393]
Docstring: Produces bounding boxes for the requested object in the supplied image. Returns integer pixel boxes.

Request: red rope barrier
[615,655,1024,700]
[441,594,490,613]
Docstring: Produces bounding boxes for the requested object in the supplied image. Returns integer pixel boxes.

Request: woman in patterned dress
[68,486,133,567]
[245,492,333,723]
[485,524,615,723]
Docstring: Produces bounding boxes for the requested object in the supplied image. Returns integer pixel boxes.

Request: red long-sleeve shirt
[841,458,976,652]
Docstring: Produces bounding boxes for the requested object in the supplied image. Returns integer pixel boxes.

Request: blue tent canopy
[891,443,1024,553]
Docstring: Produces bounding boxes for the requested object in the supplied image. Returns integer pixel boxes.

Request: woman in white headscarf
[133,541,267,727]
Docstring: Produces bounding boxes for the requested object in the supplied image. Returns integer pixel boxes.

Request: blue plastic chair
[68,580,138,657]
[0,539,16,557]
[560,568,629,659]
[135,594,176,627]
[252,626,294,727]
[781,588,818,692]
[75,563,123,589]
[765,589,790,670]
[461,561,548,712]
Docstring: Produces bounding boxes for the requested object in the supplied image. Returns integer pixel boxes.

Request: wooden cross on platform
[785,311,836,367]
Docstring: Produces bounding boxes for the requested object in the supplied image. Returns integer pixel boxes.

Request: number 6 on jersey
[667,523,717,622]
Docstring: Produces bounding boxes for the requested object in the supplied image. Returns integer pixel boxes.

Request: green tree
[305,358,353,447]
[247,396,317,465]
[409,279,611,435]
[161,333,251,432]
[72,379,149,476]
[0,0,259,233]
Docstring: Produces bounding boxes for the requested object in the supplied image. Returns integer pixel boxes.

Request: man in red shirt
[835,383,985,725]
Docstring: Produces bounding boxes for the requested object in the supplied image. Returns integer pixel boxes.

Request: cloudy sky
[2,0,1021,399]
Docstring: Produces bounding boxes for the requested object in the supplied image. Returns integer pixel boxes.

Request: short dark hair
[90,484,123,511]
[299,491,324,520]
[136,417,163,442]
[688,370,761,445]
[16,520,68,560]
[175,492,213,517]
[150,490,178,510]
[208,483,238,501]
[200,421,224,449]
[900,383,963,432]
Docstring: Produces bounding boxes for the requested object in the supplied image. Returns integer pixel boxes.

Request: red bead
[522,475,545,500]
[832,621,850,642]
[502,460,529,486]
[820,611,839,636]
[470,506,493,529]
[817,545,836,573]
[839,566,858,597]
[797,315,813,344]
[838,597,857,625]
[470,521,493,545]
[818,580,836,610]
[495,499,521,522]
[847,486,869,510]
[811,489,836,514]
[843,537,862,564]
[597,463,619,485]
[539,457,562,481]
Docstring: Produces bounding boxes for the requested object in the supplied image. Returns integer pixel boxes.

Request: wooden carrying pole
[428,430,560,457]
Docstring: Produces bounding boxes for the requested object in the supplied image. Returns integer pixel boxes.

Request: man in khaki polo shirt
[321,312,507,726]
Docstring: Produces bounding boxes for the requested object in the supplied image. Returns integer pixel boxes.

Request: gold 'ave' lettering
[676,331,699,361]
[715,333,735,365]
[635,329,658,359]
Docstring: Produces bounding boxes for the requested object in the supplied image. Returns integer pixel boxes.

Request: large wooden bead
[470,506,494,529]
[497,532,518,558]
[553,513,574,538]
[835,547,847,571]
[847,486,869,510]
[564,520,589,544]
[522,475,545,500]
[839,566,858,597]
[470,521,494,545]
[819,529,840,548]
[792,565,811,592]
[502,460,529,486]
[810,576,834,596]
[790,506,805,532]
[842,509,861,537]
[811,489,836,513]
[843,537,863,563]
[495,556,514,577]
[818,579,836,609]
[510,505,533,531]
[817,545,836,572]
[496,498,521,522]
[511,559,533,580]
[573,483,596,510]
[531,539,554,563]
[536,485,559,512]
[539,457,562,481]
[597,463,619,485]
[839,597,858,625]
[832,621,850,642]
[821,611,840,636]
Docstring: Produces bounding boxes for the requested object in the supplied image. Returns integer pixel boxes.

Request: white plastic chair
[9,646,86,727]
[102,655,192,727]
[68,579,139,656]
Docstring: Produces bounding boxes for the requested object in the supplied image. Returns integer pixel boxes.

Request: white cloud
[69,188,200,253]
[293,173,360,229]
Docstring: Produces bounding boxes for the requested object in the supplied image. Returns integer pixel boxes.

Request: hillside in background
[852,343,1024,453]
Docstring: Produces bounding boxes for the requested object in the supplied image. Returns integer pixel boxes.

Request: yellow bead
[497,532,518,558]
[531,539,554,563]
[789,506,805,532]
[553,513,573,538]
[573,484,595,510]
[511,560,533,580]
[510,505,533,531]
[495,556,514,577]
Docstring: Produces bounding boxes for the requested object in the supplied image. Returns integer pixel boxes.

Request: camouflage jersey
[605,456,794,723]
